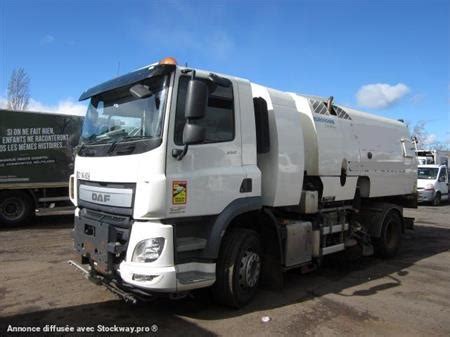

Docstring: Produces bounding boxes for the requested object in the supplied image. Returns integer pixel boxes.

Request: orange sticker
[172,181,187,205]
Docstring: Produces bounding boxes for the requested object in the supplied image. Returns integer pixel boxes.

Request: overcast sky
[1,0,448,145]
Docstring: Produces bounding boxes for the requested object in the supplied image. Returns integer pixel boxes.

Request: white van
[417,164,449,205]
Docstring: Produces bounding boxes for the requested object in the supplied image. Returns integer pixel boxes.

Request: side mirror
[183,123,205,145]
[172,77,208,161]
[185,79,208,119]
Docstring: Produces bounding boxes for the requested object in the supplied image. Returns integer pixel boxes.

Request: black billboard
[0,109,83,185]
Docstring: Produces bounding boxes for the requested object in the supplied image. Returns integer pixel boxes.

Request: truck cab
[71,59,263,303]
[417,164,449,205]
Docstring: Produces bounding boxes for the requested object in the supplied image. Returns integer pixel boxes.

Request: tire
[374,212,402,258]
[0,191,34,226]
[432,192,441,206]
[212,228,262,308]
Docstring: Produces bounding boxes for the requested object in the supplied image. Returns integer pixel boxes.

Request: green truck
[0,109,83,225]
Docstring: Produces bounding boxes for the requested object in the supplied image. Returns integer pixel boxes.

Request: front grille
[81,208,132,228]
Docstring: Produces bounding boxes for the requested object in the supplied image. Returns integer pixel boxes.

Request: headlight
[132,238,165,263]
[424,184,435,191]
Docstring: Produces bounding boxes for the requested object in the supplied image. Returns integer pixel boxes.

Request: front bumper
[119,221,215,292]
[118,261,216,293]
[118,220,177,292]
[73,209,215,295]
[417,189,435,202]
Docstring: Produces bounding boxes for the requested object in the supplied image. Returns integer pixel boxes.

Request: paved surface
[1,204,449,336]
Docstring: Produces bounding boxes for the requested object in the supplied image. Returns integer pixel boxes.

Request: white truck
[414,148,448,205]
[417,165,448,205]
[69,57,417,307]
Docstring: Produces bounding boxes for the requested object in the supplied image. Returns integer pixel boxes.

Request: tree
[409,120,449,151]
[7,67,30,111]
[411,120,428,146]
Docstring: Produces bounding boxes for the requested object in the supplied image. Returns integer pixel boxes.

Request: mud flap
[404,217,414,230]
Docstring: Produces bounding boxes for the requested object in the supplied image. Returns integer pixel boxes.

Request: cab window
[438,168,447,181]
[174,76,234,145]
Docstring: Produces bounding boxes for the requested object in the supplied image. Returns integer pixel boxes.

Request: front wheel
[432,192,441,206]
[212,228,262,308]
[374,212,402,258]
[0,191,34,226]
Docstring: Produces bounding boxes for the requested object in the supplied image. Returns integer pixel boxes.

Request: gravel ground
[0,204,449,336]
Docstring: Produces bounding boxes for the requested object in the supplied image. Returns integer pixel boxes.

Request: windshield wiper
[106,137,122,155]
[122,135,154,141]
[81,137,113,145]
[106,135,154,155]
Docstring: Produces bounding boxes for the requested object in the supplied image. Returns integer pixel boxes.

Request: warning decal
[172,180,187,205]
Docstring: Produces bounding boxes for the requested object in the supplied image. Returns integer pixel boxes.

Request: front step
[177,271,215,285]
[321,243,345,255]
[176,237,207,252]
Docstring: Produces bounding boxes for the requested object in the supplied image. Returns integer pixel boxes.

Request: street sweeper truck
[69,57,417,307]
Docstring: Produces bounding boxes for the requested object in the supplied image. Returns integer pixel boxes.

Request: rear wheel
[212,228,262,308]
[374,212,402,258]
[432,192,441,206]
[0,191,34,226]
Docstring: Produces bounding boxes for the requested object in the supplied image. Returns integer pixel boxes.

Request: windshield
[80,75,169,144]
[418,167,439,180]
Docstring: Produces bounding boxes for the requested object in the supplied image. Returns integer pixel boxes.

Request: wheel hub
[239,251,261,288]
[5,202,18,214]
[1,198,24,220]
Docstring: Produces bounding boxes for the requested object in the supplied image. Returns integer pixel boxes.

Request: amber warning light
[159,57,177,65]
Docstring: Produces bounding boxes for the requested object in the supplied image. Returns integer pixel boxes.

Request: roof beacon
[159,57,177,65]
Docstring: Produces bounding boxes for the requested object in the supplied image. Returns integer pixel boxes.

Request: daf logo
[91,193,111,203]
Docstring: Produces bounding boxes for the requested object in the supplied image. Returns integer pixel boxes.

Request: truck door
[165,74,246,217]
